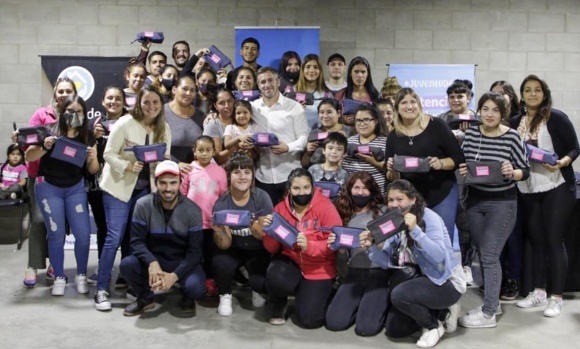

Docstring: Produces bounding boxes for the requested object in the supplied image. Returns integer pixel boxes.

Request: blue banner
[388,64,476,116]
[234,27,320,70]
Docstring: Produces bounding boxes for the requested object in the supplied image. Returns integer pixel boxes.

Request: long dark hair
[58,95,91,145]
[335,171,385,226]
[278,51,301,83]
[344,56,380,102]
[386,179,426,231]
[519,74,552,135]
[489,80,519,117]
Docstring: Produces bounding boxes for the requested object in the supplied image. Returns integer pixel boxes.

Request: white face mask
[62,111,84,128]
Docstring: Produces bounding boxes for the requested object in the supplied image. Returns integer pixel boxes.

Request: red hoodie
[263,188,342,280]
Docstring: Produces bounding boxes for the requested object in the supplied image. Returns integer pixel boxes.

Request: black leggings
[265,254,334,329]
[521,183,575,295]
[212,247,270,294]
[87,190,107,259]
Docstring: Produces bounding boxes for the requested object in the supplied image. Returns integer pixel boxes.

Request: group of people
[5,35,579,349]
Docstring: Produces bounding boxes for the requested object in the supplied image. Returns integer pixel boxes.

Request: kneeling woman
[325,171,390,336]
[211,152,273,316]
[263,168,342,328]
[361,180,466,348]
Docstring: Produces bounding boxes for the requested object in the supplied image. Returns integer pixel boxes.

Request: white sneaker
[458,310,496,328]
[467,303,503,316]
[94,290,111,311]
[516,290,547,308]
[252,291,266,308]
[463,266,473,286]
[444,303,460,333]
[543,298,563,317]
[52,277,66,296]
[416,321,444,348]
[75,274,89,294]
[218,294,233,316]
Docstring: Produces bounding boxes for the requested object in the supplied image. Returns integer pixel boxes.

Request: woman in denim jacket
[361,179,466,349]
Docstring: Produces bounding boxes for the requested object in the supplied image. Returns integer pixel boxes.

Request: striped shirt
[342,135,387,194]
[462,126,529,195]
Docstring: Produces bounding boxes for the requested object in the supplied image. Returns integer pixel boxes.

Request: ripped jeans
[35,178,90,278]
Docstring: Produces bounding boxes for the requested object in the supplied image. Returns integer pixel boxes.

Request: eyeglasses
[355,118,375,125]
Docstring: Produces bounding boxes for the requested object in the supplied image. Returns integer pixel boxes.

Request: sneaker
[458,310,497,328]
[269,302,287,325]
[416,321,444,348]
[126,286,137,302]
[543,298,563,317]
[115,275,128,289]
[218,294,233,316]
[467,303,503,316]
[94,290,111,311]
[205,279,218,297]
[75,274,89,294]
[516,290,547,308]
[463,266,473,286]
[51,277,66,296]
[123,298,155,316]
[500,279,519,300]
[252,291,266,308]
[180,297,196,314]
[46,264,55,281]
[444,303,461,333]
[23,267,37,288]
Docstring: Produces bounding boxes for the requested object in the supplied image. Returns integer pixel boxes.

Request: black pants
[213,247,270,294]
[521,183,575,295]
[255,180,287,206]
[325,267,390,336]
[202,229,215,279]
[385,276,461,338]
[87,190,107,259]
[265,254,334,329]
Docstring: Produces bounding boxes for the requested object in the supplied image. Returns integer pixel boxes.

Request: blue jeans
[35,178,90,278]
[97,188,149,291]
[429,183,458,245]
[120,255,206,301]
[467,198,516,317]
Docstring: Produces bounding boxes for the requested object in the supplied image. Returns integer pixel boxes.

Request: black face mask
[198,83,208,94]
[352,195,372,208]
[285,70,299,82]
[292,193,313,206]
[161,78,176,90]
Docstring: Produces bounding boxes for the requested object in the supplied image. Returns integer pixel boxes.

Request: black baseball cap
[327,53,345,64]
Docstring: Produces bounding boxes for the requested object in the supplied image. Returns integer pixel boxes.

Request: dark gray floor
[1,239,579,349]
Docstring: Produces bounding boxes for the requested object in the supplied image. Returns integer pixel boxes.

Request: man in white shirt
[251,67,308,205]
[325,53,347,93]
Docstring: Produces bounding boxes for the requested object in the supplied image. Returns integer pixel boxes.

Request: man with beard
[172,40,191,72]
[120,161,206,316]
[251,67,308,205]
[144,51,167,86]
[325,53,347,93]
[226,37,261,90]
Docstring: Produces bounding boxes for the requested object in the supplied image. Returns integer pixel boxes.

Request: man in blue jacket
[119,160,205,316]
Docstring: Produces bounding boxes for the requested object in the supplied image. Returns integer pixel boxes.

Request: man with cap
[120,160,206,316]
[325,53,347,93]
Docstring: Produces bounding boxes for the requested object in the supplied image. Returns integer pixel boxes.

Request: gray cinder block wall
[1,0,579,168]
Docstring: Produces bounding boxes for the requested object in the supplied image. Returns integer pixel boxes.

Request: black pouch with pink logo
[393,155,430,173]
[50,137,87,168]
[465,161,506,185]
[367,208,406,244]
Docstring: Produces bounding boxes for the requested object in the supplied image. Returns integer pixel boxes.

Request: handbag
[342,99,365,115]
[50,137,88,168]
[202,45,232,71]
[314,181,342,199]
[392,155,430,173]
[127,143,167,164]
[307,131,330,143]
[526,144,558,166]
[99,119,117,135]
[346,143,385,162]
[251,133,279,147]
[329,226,363,250]
[284,92,315,105]
[464,161,507,185]
[366,207,406,244]
[263,212,299,249]
[131,31,164,44]
[17,126,50,146]
[233,90,261,102]
[447,114,482,129]
[212,210,252,229]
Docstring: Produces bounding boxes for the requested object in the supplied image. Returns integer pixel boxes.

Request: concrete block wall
[1,0,580,167]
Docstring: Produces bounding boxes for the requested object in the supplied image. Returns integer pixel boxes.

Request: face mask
[352,195,372,208]
[62,112,83,128]
[292,193,313,206]
[161,78,176,90]
[198,83,208,94]
[285,71,299,81]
